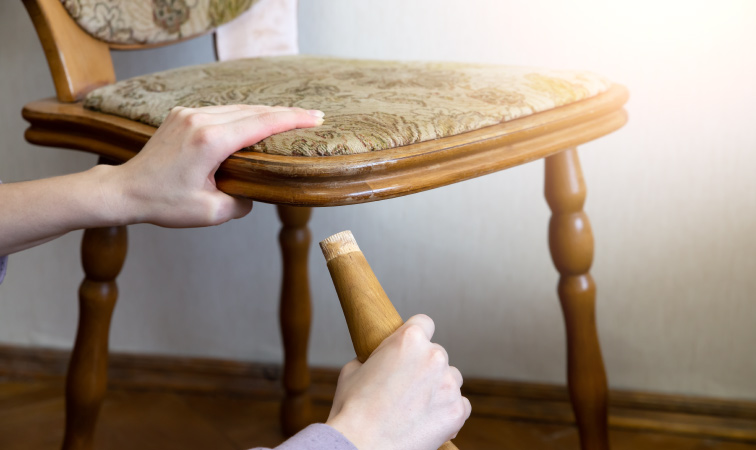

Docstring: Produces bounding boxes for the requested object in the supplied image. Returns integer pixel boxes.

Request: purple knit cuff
[0,255,6,285]
[248,424,359,450]
[0,180,5,285]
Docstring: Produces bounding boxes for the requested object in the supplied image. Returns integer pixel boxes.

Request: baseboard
[1,344,754,442]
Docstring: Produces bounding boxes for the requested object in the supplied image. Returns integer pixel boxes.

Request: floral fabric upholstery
[84,55,613,156]
[61,0,258,45]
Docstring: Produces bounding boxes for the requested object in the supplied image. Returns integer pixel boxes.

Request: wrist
[326,411,376,450]
[84,164,138,227]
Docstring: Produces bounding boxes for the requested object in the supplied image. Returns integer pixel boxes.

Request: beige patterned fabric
[61,0,258,45]
[84,56,612,156]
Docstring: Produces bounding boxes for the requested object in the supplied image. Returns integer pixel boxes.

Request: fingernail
[308,110,325,118]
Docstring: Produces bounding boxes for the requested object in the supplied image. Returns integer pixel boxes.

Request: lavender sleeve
[0,180,5,285]
[0,180,347,441]
[0,254,6,285]
[249,424,358,450]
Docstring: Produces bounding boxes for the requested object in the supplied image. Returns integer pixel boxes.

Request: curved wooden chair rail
[320,231,459,450]
[23,84,627,206]
[21,0,250,102]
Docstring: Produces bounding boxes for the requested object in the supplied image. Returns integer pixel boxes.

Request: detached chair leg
[545,148,610,450]
[276,205,313,436]
[62,226,127,450]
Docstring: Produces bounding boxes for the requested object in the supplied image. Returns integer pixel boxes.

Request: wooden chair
[21,1,628,449]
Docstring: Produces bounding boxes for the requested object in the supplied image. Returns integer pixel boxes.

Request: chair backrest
[23,0,259,102]
[60,0,257,48]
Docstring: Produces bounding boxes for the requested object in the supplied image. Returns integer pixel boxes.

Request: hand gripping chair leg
[320,231,460,450]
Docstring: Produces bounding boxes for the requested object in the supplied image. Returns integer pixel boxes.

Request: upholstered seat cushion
[84,55,612,156]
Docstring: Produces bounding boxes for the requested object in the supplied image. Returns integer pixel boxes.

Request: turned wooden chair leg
[276,205,313,436]
[62,225,127,450]
[545,148,609,450]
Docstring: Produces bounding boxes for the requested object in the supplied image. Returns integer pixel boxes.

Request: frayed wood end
[320,230,360,262]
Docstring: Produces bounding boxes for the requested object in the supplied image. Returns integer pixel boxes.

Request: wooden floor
[0,379,754,450]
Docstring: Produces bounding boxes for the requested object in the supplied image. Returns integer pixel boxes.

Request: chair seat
[84,55,612,157]
[23,79,627,206]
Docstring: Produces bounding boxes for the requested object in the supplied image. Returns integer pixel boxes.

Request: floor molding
[1,344,754,442]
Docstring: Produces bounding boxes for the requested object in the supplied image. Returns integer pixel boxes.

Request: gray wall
[1,0,755,400]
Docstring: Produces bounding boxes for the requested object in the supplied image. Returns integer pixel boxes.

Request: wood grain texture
[21,85,628,206]
[320,231,459,450]
[325,248,405,363]
[545,148,608,450]
[3,379,754,450]
[276,206,314,436]
[21,0,115,102]
[2,346,755,442]
[62,226,127,450]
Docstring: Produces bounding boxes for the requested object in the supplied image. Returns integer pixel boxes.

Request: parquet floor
[1,379,754,450]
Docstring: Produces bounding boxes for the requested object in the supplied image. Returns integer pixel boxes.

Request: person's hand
[98,104,324,228]
[326,314,471,450]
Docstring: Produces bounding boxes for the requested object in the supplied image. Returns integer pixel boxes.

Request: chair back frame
[23,0,218,102]
[24,0,299,103]
[24,0,115,102]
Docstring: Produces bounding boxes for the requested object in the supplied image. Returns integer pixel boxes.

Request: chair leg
[545,148,610,450]
[276,205,313,436]
[62,226,127,450]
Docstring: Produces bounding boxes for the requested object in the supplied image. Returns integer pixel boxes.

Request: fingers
[164,104,325,159]
[339,358,362,381]
[218,109,324,152]
[180,108,324,163]
[432,342,450,366]
[462,396,472,419]
[169,104,301,116]
[187,106,316,126]
[190,104,309,115]
[448,396,472,440]
[449,365,463,388]
[225,196,254,221]
[206,192,254,225]
[403,314,436,341]
[197,104,286,114]
[170,104,323,131]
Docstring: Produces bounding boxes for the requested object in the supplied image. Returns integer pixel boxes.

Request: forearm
[0,165,120,255]
[0,105,322,256]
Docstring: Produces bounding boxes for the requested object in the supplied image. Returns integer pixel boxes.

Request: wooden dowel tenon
[320,230,460,450]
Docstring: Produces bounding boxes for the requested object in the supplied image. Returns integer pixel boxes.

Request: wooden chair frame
[21,1,628,449]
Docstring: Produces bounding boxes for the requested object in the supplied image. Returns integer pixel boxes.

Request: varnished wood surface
[545,149,608,450]
[1,379,754,450]
[1,345,755,442]
[63,226,127,450]
[276,206,314,436]
[22,85,628,206]
[22,0,115,102]
[320,231,405,363]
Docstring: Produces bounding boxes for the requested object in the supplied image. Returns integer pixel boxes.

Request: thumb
[208,192,254,225]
